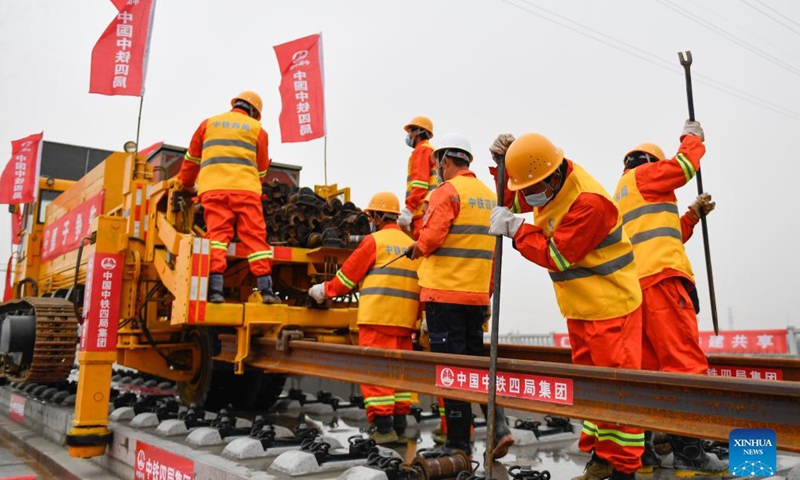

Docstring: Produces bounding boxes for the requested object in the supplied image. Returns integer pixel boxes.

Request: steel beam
[217,336,800,452]
[493,344,800,382]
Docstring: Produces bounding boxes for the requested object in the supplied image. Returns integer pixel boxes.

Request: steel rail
[493,344,800,381]
[217,336,800,452]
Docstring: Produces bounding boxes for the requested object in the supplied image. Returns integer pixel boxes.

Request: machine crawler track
[0,297,79,384]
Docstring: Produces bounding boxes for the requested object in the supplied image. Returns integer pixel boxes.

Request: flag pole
[323,135,328,185]
[132,93,147,180]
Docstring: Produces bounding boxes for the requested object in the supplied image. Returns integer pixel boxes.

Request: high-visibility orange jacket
[614,135,705,289]
[417,170,496,306]
[325,224,420,330]
[405,141,438,217]
[178,108,270,197]
[512,161,642,320]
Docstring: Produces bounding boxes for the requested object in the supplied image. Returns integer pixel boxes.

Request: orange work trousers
[359,325,413,423]
[641,277,707,374]
[569,308,645,474]
[201,191,272,276]
[411,216,425,240]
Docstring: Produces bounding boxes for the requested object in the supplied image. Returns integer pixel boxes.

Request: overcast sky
[1,0,798,334]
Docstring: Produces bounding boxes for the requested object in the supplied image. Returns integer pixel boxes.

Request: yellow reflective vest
[418,174,496,297]
[359,228,421,328]
[405,141,438,217]
[197,111,264,195]
[614,169,694,282]
[533,163,642,321]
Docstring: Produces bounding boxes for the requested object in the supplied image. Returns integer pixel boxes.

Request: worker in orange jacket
[489,133,643,480]
[309,192,419,445]
[398,116,438,239]
[178,91,279,304]
[614,121,726,477]
[410,133,515,459]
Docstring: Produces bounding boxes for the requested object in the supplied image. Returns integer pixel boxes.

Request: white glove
[682,120,704,142]
[309,283,327,303]
[489,134,516,165]
[398,208,413,229]
[489,206,524,238]
[689,192,715,219]
[420,318,428,336]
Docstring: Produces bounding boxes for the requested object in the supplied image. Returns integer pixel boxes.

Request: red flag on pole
[274,33,326,143]
[90,0,157,96]
[11,208,23,246]
[0,132,43,205]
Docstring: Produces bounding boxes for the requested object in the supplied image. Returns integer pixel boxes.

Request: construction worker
[398,116,438,239]
[409,133,515,459]
[178,91,279,304]
[308,192,419,445]
[488,133,643,480]
[614,122,727,477]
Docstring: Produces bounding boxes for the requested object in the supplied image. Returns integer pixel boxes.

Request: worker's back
[197,110,263,195]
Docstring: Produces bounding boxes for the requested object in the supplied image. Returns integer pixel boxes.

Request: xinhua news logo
[729,428,777,477]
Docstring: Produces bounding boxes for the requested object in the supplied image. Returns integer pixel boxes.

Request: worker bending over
[398,116,438,239]
[489,133,643,480]
[614,121,725,476]
[178,91,279,304]
[309,192,419,445]
[410,133,515,459]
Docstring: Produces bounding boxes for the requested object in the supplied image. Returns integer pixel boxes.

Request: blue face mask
[524,191,553,207]
[405,133,414,148]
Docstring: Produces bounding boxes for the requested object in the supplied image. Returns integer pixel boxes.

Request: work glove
[410,242,423,260]
[398,208,413,230]
[420,318,428,336]
[489,206,524,238]
[681,120,704,142]
[689,192,715,220]
[489,134,516,164]
[309,283,327,303]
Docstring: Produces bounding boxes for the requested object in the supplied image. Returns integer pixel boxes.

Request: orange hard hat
[404,116,433,137]
[624,142,665,162]
[364,191,401,215]
[505,133,564,191]
[231,91,263,120]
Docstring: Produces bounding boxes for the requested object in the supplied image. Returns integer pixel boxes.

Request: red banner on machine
[0,132,43,205]
[436,365,574,406]
[274,33,326,143]
[135,441,194,480]
[90,0,157,96]
[555,329,789,354]
[80,253,124,352]
[41,192,105,262]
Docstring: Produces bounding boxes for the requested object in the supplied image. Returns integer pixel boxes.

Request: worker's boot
[571,453,614,480]
[442,403,472,456]
[393,414,409,443]
[256,275,281,304]
[670,435,728,477]
[432,423,446,444]
[610,470,637,480]
[208,273,225,303]
[638,431,662,474]
[480,404,515,459]
[368,415,398,445]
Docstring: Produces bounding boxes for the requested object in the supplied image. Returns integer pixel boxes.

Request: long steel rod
[217,336,800,451]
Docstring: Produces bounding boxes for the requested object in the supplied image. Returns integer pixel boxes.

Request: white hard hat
[432,133,473,164]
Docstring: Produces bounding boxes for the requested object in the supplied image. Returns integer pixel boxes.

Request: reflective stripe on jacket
[614,169,694,282]
[534,163,641,320]
[197,111,263,195]
[358,228,420,328]
[418,174,495,296]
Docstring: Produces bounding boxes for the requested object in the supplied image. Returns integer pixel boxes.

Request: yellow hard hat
[404,116,433,137]
[624,142,665,162]
[505,133,564,191]
[231,91,263,120]
[364,191,401,215]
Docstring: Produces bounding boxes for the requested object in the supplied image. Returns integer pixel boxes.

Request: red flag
[0,132,43,205]
[3,256,13,302]
[90,0,157,96]
[11,208,23,246]
[274,33,326,143]
[138,140,163,159]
